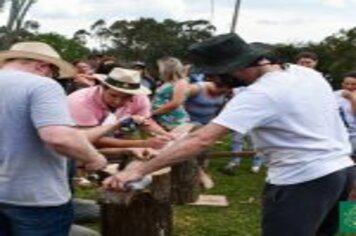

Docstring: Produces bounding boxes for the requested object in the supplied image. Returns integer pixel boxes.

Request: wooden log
[98,168,172,236]
[170,158,200,204]
[168,123,200,204]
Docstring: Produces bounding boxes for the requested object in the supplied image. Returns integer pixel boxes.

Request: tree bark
[98,168,172,236]
[170,158,200,204]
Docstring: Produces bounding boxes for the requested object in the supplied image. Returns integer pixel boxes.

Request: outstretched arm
[103,123,229,190]
[81,123,119,143]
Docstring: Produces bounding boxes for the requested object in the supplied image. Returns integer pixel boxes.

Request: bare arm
[139,118,169,135]
[188,83,201,97]
[81,123,119,143]
[94,137,147,148]
[39,125,107,170]
[103,123,229,190]
[93,135,170,150]
[152,80,189,115]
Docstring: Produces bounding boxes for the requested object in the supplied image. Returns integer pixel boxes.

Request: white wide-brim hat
[0,41,75,78]
[94,67,151,96]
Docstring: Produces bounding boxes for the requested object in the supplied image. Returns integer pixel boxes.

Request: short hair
[344,71,356,79]
[295,51,319,62]
[96,63,121,74]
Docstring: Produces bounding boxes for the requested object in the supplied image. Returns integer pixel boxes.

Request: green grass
[173,158,265,236]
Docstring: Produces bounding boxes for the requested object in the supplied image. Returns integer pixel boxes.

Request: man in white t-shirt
[103,33,355,236]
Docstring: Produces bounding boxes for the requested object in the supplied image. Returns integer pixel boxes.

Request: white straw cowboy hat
[0,41,75,78]
[94,67,151,95]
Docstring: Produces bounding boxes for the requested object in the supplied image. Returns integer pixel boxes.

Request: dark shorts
[0,201,73,236]
[262,166,355,236]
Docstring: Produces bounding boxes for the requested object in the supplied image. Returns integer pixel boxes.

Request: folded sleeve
[213,90,278,135]
[30,81,75,128]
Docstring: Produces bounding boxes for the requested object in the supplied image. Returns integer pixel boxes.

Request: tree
[107,18,215,67]
[73,29,91,45]
[316,27,356,86]
[0,0,37,49]
[90,19,112,51]
[30,33,90,62]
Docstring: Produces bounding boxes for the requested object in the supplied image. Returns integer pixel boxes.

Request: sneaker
[251,166,260,173]
[199,170,214,189]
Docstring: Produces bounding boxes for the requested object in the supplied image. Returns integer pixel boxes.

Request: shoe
[219,164,239,176]
[199,170,214,189]
[251,166,260,173]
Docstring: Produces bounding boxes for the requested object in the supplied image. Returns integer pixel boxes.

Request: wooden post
[98,168,172,236]
[170,158,200,204]
[169,123,201,204]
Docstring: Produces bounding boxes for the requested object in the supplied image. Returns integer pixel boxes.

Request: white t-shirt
[334,90,356,138]
[213,64,354,185]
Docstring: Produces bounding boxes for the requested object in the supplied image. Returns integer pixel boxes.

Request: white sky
[1,0,356,44]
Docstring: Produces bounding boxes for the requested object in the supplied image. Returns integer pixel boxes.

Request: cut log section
[98,168,172,236]
[168,123,200,204]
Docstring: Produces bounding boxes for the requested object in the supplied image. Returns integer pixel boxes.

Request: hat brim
[0,50,75,79]
[193,51,264,75]
[93,74,151,96]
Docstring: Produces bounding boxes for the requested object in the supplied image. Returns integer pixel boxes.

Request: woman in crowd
[151,57,190,130]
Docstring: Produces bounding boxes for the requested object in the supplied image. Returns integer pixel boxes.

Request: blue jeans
[0,201,73,236]
[230,132,263,167]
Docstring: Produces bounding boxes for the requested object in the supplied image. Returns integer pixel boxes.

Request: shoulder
[174,79,190,89]
[67,86,97,102]
[130,95,150,107]
[189,82,206,96]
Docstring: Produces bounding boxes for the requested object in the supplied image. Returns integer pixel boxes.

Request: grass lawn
[174,158,265,236]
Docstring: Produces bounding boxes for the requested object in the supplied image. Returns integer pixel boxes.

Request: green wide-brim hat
[188,33,265,74]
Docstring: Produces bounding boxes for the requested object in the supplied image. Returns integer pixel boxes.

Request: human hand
[145,134,175,149]
[129,147,158,160]
[131,115,149,126]
[102,161,145,191]
[74,73,97,87]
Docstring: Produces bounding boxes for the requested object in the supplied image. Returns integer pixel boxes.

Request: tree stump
[98,168,172,236]
[169,123,201,205]
[170,158,200,204]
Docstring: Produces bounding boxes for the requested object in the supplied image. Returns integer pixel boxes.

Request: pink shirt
[67,86,151,127]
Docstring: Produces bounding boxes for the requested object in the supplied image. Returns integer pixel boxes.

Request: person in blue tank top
[186,81,230,125]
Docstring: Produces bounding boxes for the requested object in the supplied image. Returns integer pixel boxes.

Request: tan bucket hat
[0,41,75,78]
[94,67,151,95]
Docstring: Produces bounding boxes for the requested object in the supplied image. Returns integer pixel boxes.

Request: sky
[1,0,356,44]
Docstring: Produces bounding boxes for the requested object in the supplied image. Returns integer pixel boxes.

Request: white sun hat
[94,67,151,95]
[0,41,75,78]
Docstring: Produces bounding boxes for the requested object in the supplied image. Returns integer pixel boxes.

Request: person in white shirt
[334,72,356,153]
[103,33,355,236]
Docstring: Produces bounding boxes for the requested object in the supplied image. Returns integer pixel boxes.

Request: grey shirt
[0,69,75,206]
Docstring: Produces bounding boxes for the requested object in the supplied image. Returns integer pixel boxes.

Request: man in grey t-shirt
[0,42,107,236]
